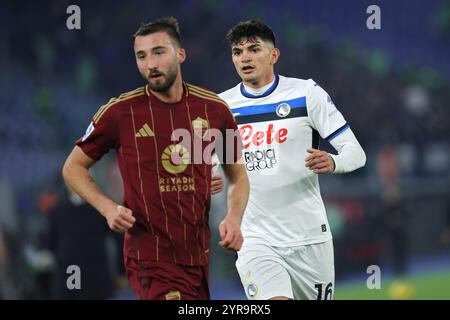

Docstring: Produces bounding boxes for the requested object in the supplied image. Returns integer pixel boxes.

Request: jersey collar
[240,74,279,99]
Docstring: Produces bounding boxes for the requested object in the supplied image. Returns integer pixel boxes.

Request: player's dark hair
[226,20,276,47]
[133,17,182,47]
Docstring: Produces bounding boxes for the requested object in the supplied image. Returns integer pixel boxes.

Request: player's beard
[240,69,260,86]
[147,63,178,92]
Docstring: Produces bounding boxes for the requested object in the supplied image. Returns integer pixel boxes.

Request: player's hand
[305,148,335,174]
[211,172,224,195]
[218,219,243,251]
[105,205,136,233]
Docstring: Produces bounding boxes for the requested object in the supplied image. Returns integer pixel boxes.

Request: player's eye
[232,50,241,56]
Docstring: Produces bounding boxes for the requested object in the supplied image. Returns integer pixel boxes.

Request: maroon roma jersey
[76,83,241,266]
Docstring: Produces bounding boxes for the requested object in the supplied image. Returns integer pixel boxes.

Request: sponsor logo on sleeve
[81,122,94,142]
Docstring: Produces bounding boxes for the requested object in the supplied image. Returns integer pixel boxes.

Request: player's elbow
[62,154,79,185]
[62,157,72,184]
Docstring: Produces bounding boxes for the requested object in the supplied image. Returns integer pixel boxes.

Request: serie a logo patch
[81,122,94,142]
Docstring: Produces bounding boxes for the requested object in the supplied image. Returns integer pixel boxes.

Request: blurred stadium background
[0,0,449,300]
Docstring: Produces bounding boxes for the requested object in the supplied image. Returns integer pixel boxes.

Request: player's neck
[150,74,184,104]
[243,72,275,89]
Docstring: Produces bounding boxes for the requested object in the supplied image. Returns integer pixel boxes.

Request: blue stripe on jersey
[327,124,350,141]
[232,96,307,117]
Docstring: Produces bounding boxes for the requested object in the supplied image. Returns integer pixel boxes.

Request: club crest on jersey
[276,103,291,118]
[192,117,209,138]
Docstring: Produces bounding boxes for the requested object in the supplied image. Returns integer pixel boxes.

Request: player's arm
[211,172,224,194]
[306,80,366,174]
[219,158,249,251]
[62,146,135,232]
[327,127,366,173]
[305,128,366,174]
[210,156,224,195]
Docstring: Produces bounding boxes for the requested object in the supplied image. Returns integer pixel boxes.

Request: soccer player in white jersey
[217,20,366,300]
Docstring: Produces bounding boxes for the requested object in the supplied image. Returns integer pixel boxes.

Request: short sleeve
[306,79,349,142]
[75,105,119,161]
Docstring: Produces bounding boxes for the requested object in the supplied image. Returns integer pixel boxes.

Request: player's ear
[178,48,186,64]
[270,48,280,65]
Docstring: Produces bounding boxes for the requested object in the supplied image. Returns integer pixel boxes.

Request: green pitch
[334,268,450,300]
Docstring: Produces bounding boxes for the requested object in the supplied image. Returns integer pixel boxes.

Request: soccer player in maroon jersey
[62,17,249,300]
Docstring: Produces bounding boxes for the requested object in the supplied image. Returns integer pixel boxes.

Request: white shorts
[235,239,335,300]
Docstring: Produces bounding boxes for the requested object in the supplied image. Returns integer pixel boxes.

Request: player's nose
[241,52,251,63]
[146,59,158,72]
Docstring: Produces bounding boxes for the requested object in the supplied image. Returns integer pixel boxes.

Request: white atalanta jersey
[219,75,350,246]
